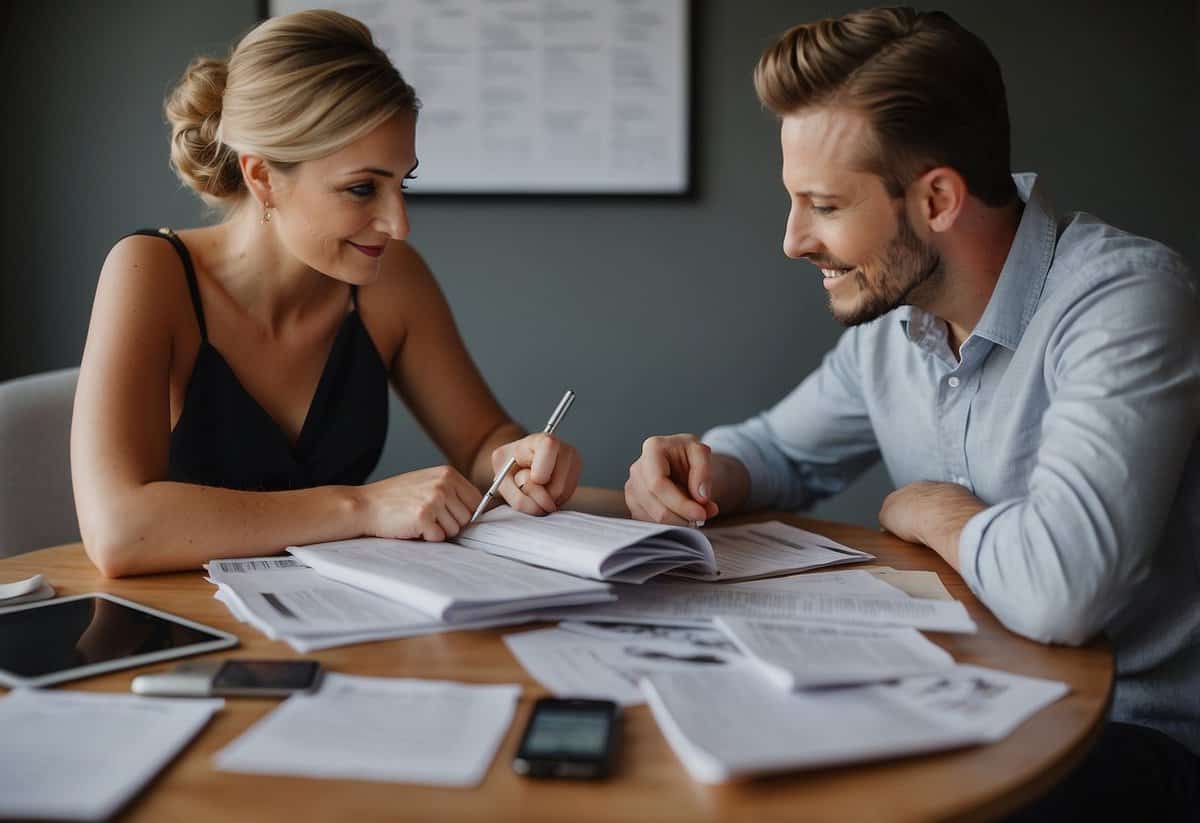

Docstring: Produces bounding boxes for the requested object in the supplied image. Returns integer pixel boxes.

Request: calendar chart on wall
[268,0,691,194]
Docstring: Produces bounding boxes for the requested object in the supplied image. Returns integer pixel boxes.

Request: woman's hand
[490,433,582,515]
[360,466,484,541]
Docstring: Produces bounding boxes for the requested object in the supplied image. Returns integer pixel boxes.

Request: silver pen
[467,389,576,525]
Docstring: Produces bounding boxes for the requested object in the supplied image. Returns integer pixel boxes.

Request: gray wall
[2,1,1197,528]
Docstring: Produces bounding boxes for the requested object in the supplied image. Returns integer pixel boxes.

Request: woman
[71,10,580,577]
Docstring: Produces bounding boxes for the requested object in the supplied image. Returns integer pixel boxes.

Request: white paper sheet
[0,690,222,821]
[669,521,874,582]
[215,674,520,787]
[713,617,954,689]
[640,664,1067,783]
[503,626,744,706]
[535,578,978,633]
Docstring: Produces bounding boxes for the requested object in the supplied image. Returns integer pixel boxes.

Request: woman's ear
[239,154,274,208]
[910,166,968,234]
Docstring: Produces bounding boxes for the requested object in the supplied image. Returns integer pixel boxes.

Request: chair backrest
[0,367,81,557]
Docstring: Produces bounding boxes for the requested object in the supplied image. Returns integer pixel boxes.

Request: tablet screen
[0,595,230,680]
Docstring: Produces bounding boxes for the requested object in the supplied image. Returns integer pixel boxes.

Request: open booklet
[454,508,717,583]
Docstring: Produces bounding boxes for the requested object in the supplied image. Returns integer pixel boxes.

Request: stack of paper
[641,665,1069,783]
[216,674,520,787]
[207,558,537,652]
[713,617,955,689]
[531,572,978,633]
[288,537,613,621]
[0,690,222,821]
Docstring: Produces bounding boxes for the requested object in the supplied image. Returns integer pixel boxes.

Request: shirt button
[948,376,961,388]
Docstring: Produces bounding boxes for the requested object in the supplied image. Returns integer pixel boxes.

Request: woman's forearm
[467,421,525,488]
[81,481,367,578]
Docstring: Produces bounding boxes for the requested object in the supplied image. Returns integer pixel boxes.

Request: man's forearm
[879,481,987,572]
[710,453,752,516]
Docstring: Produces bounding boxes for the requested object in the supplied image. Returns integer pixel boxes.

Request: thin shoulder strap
[126,227,207,340]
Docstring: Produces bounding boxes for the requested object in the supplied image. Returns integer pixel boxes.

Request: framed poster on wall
[267,0,691,195]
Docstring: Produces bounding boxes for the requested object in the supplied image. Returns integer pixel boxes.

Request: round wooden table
[0,493,1111,822]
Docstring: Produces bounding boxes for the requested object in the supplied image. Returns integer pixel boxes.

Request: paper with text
[640,664,1067,782]
[534,578,977,633]
[669,521,873,582]
[713,617,954,689]
[0,690,221,821]
[215,674,519,787]
[504,625,745,706]
[288,538,611,622]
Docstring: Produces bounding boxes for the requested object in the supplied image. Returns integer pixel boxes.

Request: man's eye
[348,183,376,198]
[812,204,836,215]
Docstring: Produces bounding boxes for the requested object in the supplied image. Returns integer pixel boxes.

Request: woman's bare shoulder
[96,230,201,327]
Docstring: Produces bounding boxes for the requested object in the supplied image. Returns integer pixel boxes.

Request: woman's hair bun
[165,56,242,204]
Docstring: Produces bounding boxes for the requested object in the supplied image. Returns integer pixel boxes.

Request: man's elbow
[992,599,1102,647]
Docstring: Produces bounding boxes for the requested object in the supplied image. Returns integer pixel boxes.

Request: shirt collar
[897,173,1057,352]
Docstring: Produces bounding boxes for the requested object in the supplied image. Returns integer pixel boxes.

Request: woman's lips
[348,241,385,258]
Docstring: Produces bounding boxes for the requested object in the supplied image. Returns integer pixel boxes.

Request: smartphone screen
[514,698,619,778]
[212,660,321,692]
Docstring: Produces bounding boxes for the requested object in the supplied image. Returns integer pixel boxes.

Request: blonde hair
[754,7,1015,207]
[165,10,419,207]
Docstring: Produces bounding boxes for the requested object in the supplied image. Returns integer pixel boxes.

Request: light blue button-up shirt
[704,174,1200,754]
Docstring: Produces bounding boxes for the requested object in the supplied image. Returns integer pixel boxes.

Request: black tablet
[0,592,237,688]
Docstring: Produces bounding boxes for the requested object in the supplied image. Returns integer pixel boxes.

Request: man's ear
[239,154,274,208]
[910,166,967,234]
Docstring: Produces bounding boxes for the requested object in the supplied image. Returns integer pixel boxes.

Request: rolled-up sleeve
[958,268,1200,645]
[702,328,880,512]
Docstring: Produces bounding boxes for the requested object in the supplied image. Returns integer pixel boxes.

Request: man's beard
[829,209,942,327]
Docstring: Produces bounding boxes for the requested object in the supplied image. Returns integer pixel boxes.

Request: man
[624,8,1200,818]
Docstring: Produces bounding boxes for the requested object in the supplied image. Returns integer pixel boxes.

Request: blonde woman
[71,10,581,577]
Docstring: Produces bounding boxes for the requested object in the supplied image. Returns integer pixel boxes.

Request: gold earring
[261,202,273,224]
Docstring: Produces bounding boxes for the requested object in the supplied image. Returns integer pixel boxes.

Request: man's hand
[878,481,987,570]
[625,434,722,526]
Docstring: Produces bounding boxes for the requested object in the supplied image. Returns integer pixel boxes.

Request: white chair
[0,367,80,557]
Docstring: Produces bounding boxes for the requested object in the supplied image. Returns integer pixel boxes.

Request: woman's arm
[71,238,479,577]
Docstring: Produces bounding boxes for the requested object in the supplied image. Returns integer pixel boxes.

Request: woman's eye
[347,183,376,198]
[812,204,836,215]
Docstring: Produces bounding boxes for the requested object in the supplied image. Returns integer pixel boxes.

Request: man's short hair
[755,7,1017,207]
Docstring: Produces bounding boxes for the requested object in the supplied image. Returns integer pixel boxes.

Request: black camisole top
[129,228,388,491]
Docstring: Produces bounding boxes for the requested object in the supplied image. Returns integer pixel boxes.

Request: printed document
[216,674,520,787]
[288,537,612,622]
[503,625,745,706]
[713,617,954,689]
[0,690,221,821]
[669,521,873,582]
[534,577,978,633]
[206,557,532,652]
[640,664,1068,783]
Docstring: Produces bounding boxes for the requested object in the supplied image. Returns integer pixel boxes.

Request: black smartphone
[512,697,620,779]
